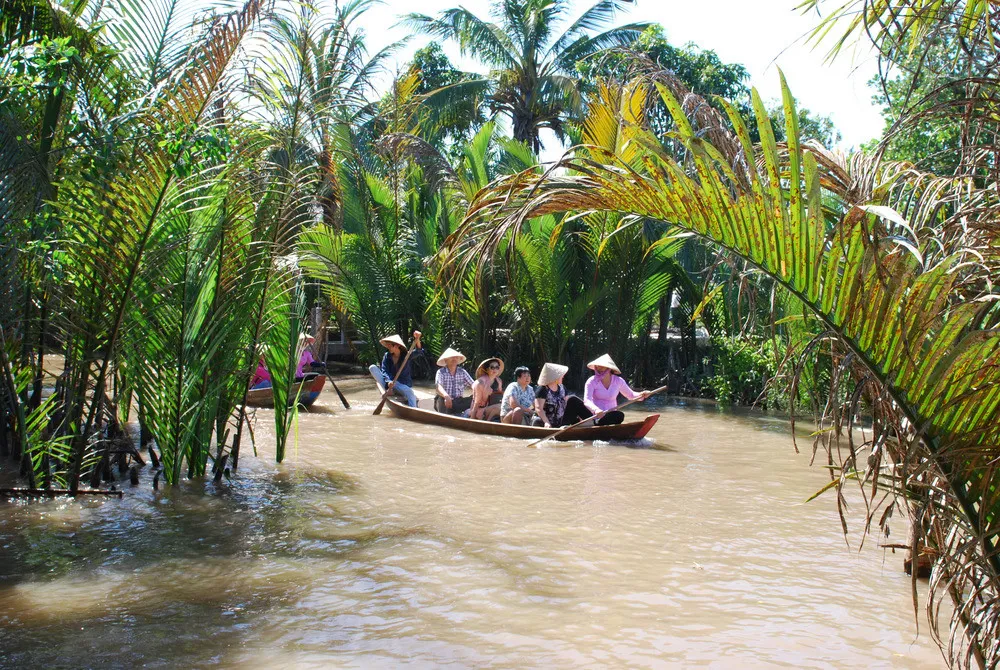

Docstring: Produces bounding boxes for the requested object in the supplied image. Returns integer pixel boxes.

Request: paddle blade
[326,373,351,409]
[372,394,387,415]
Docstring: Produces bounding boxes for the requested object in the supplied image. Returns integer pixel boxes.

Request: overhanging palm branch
[445,70,1000,666]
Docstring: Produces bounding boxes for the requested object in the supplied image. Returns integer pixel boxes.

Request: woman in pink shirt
[583,354,650,425]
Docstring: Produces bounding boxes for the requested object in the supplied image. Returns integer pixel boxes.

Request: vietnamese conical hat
[537,362,569,386]
[587,354,620,375]
[379,334,406,349]
[475,357,505,378]
[436,347,466,366]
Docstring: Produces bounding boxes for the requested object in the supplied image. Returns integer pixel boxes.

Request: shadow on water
[0,462,428,667]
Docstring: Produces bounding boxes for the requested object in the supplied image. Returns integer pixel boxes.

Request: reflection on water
[0,381,942,668]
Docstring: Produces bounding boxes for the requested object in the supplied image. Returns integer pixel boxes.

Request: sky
[354,0,885,154]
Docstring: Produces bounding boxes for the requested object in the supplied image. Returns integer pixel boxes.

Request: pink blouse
[296,349,316,377]
[584,374,638,412]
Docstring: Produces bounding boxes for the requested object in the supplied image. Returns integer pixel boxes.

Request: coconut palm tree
[403,0,648,153]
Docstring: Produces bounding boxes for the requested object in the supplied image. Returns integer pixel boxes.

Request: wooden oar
[310,344,351,409]
[324,370,351,409]
[527,385,669,448]
[373,338,418,415]
[307,341,351,409]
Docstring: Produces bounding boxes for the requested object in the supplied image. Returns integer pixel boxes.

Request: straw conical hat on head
[537,362,569,386]
[475,357,505,378]
[379,334,406,349]
[437,347,466,366]
[587,354,620,375]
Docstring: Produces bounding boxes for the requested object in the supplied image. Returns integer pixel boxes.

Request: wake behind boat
[372,378,659,442]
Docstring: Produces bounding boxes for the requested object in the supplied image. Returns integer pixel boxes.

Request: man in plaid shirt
[434,347,474,415]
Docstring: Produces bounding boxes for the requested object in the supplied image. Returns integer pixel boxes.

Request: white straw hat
[587,354,620,375]
[475,357,505,378]
[379,334,406,349]
[436,347,467,366]
[537,362,569,386]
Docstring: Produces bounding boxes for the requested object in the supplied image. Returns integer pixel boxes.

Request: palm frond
[446,68,1000,665]
[549,0,637,58]
[401,9,517,69]
[554,22,649,71]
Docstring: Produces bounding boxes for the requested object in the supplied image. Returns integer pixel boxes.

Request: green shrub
[703,335,781,407]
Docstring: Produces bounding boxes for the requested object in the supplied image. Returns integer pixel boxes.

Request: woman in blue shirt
[369,331,423,407]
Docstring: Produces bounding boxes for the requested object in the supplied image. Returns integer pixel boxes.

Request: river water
[0,380,943,668]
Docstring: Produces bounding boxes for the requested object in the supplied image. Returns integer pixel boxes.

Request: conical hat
[537,362,569,386]
[587,354,620,375]
[379,334,406,349]
[436,347,466,366]
[475,357,505,378]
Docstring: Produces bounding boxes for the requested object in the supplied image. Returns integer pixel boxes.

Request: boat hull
[381,391,659,441]
[246,375,326,408]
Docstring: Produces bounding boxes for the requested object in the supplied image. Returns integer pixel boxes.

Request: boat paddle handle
[373,334,420,415]
[526,385,668,448]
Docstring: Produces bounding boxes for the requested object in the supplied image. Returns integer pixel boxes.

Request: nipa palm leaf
[446,69,1000,665]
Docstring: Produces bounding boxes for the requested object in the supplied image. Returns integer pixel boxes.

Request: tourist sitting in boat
[582,354,651,426]
[369,331,423,407]
[250,356,271,390]
[434,347,474,415]
[533,362,618,428]
[470,357,504,421]
[295,333,326,379]
[500,366,535,425]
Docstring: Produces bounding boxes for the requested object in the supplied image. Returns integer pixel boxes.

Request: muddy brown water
[0,380,943,668]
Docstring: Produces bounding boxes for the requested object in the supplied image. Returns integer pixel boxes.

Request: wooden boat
[373,379,659,442]
[246,374,326,408]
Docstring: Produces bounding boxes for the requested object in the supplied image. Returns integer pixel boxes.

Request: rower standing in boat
[470,357,504,421]
[532,363,599,428]
[370,331,423,407]
[583,354,651,426]
[434,348,474,415]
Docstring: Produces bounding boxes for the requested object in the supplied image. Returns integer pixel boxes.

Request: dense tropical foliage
[3,0,1000,665]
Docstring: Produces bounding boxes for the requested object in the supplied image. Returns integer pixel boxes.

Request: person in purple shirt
[583,354,651,426]
[296,334,324,378]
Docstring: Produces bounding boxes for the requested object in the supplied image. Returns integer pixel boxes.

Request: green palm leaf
[448,69,1000,664]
